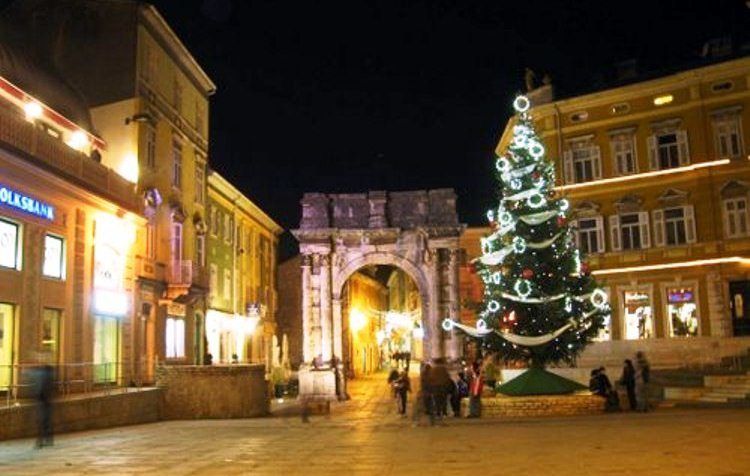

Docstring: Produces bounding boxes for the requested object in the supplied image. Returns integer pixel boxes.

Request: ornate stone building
[292,189,464,398]
[496,56,750,367]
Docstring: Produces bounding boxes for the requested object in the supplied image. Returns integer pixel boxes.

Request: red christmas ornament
[522,268,534,279]
[531,171,541,180]
[581,262,590,274]
[557,216,566,227]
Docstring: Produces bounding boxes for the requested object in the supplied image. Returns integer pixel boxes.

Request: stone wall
[467,393,605,419]
[0,388,162,441]
[156,364,268,419]
[276,255,303,369]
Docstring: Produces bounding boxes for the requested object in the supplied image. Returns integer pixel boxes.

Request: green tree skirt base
[496,368,587,396]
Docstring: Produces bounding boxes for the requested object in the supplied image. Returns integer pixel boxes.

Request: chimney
[614,59,638,81]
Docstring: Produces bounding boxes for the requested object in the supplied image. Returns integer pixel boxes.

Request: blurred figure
[619,359,637,411]
[34,364,55,448]
[395,370,411,415]
[429,359,452,424]
[467,361,483,418]
[412,363,431,427]
[635,351,651,412]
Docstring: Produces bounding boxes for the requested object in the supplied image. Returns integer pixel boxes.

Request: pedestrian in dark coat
[620,359,637,411]
[395,371,411,415]
[429,360,452,421]
[34,364,55,448]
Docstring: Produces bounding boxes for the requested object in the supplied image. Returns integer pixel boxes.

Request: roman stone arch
[292,189,464,399]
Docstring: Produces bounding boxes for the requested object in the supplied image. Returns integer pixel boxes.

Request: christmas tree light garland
[446,94,609,367]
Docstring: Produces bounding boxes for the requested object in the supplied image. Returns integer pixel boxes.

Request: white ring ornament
[514,279,532,299]
[527,191,547,209]
[499,211,514,227]
[590,288,608,309]
[442,319,454,332]
[528,141,545,159]
[513,95,530,113]
[512,236,526,253]
[496,157,512,173]
[487,300,500,312]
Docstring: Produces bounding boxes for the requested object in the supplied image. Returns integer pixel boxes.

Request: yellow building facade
[496,57,750,367]
[342,272,387,377]
[206,172,282,367]
[10,2,219,373]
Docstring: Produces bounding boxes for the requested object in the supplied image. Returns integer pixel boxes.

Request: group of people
[390,351,412,370]
[589,351,651,412]
[388,358,486,424]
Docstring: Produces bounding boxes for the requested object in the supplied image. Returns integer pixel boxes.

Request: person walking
[620,359,637,411]
[395,370,411,416]
[467,362,483,418]
[412,363,432,426]
[34,364,55,448]
[429,359,452,423]
[635,351,651,412]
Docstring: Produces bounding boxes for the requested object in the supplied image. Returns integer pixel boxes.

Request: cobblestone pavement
[1,372,750,475]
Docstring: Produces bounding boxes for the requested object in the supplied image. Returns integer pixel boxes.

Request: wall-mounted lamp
[124,112,155,126]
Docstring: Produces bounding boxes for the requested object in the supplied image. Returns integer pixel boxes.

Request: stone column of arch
[319,254,332,362]
[301,255,312,364]
[446,248,461,362]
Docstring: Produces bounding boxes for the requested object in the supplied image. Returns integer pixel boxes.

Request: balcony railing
[0,106,139,212]
[167,259,209,288]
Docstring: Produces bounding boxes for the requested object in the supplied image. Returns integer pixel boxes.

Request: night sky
[152,0,748,259]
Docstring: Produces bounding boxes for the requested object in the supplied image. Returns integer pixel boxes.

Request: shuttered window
[724,198,750,238]
[563,139,601,184]
[611,212,651,251]
[573,216,605,254]
[653,205,696,246]
[648,130,690,170]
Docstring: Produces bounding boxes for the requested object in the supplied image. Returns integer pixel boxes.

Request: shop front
[91,213,136,385]
[205,308,259,364]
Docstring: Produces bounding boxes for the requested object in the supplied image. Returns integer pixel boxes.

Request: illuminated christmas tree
[445,95,610,393]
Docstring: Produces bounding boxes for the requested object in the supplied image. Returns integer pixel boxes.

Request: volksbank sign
[0,184,54,220]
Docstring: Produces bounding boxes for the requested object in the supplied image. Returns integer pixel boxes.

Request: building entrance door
[94,315,120,384]
[729,281,750,336]
[0,303,15,390]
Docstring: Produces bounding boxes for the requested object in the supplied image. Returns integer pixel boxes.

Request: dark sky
[150,0,749,259]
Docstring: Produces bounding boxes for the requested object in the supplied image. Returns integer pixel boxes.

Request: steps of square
[665,373,750,405]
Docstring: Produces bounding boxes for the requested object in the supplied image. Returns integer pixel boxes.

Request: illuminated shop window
[623,290,654,340]
[42,234,65,279]
[166,316,185,358]
[41,308,61,363]
[667,287,699,337]
[0,218,21,270]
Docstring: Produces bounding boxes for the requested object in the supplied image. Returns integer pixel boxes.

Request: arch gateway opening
[292,189,464,400]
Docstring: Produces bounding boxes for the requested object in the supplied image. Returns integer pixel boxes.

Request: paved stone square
[1,373,750,475]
